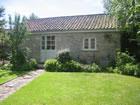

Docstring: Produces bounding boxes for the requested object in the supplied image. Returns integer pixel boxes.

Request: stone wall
[25,31,120,66]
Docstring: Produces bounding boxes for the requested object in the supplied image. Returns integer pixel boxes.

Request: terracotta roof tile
[26,14,117,32]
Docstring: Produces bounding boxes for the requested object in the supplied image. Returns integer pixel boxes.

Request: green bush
[19,63,31,71]
[0,63,12,70]
[57,49,71,63]
[61,60,82,72]
[114,51,139,76]
[83,63,101,72]
[121,63,138,75]
[135,65,140,77]
[44,59,60,72]
[29,58,38,70]
[105,67,114,73]
[112,67,121,74]
[116,51,135,67]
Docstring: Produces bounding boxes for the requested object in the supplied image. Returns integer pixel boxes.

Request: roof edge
[29,29,120,34]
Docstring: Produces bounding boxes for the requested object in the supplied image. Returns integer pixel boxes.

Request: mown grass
[1,72,140,105]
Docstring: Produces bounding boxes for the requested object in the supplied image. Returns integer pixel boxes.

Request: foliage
[8,15,28,70]
[114,51,140,77]
[83,63,101,72]
[44,58,102,72]
[104,0,140,32]
[29,58,38,70]
[60,60,82,72]
[0,63,12,70]
[0,7,7,65]
[103,0,140,60]
[105,67,114,73]
[116,51,135,67]
[121,63,139,75]
[57,49,71,63]
[44,59,60,72]
[29,13,38,20]
[135,64,140,76]
[0,7,5,31]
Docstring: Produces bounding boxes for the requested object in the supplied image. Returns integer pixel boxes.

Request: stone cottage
[26,14,120,66]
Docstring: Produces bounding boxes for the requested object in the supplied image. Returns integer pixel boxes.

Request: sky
[1,0,105,18]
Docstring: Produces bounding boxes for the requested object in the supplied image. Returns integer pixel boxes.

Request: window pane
[51,36,55,40]
[84,39,89,49]
[91,38,95,49]
[46,36,55,50]
[47,36,50,40]
[52,46,55,49]
[42,36,45,50]
[47,46,51,49]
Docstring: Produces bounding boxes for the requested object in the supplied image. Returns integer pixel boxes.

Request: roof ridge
[27,13,108,21]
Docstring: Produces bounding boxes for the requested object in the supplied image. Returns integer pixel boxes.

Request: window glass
[84,38,89,49]
[90,38,95,49]
[41,36,45,50]
[46,36,55,50]
[83,38,96,50]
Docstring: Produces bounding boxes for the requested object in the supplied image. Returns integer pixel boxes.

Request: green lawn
[1,72,140,105]
[0,69,27,84]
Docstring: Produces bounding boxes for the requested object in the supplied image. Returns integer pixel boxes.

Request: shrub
[57,49,71,63]
[135,65,140,77]
[29,58,37,70]
[116,51,135,67]
[120,63,138,75]
[0,63,12,70]
[19,63,31,71]
[105,67,114,73]
[61,60,82,72]
[44,59,60,72]
[113,67,121,74]
[83,63,101,72]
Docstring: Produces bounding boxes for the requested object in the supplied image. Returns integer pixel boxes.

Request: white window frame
[83,37,97,51]
[41,35,56,50]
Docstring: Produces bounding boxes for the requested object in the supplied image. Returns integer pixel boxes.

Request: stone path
[0,69,44,101]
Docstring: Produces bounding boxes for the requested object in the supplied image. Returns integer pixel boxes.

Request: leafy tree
[8,14,28,69]
[104,0,140,60]
[29,13,38,20]
[0,7,7,65]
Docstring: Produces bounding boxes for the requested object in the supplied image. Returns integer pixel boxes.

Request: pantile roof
[26,14,117,32]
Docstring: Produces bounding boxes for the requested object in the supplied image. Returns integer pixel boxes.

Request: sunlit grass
[1,72,140,105]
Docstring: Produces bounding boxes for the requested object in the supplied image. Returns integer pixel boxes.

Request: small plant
[105,67,114,73]
[29,58,38,70]
[57,49,71,63]
[0,63,12,70]
[44,59,60,72]
[61,60,82,72]
[83,63,101,72]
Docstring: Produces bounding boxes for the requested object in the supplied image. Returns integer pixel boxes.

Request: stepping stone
[6,83,18,87]
[0,90,10,94]
[23,75,32,79]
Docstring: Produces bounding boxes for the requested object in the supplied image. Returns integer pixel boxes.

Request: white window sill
[82,49,97,51]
